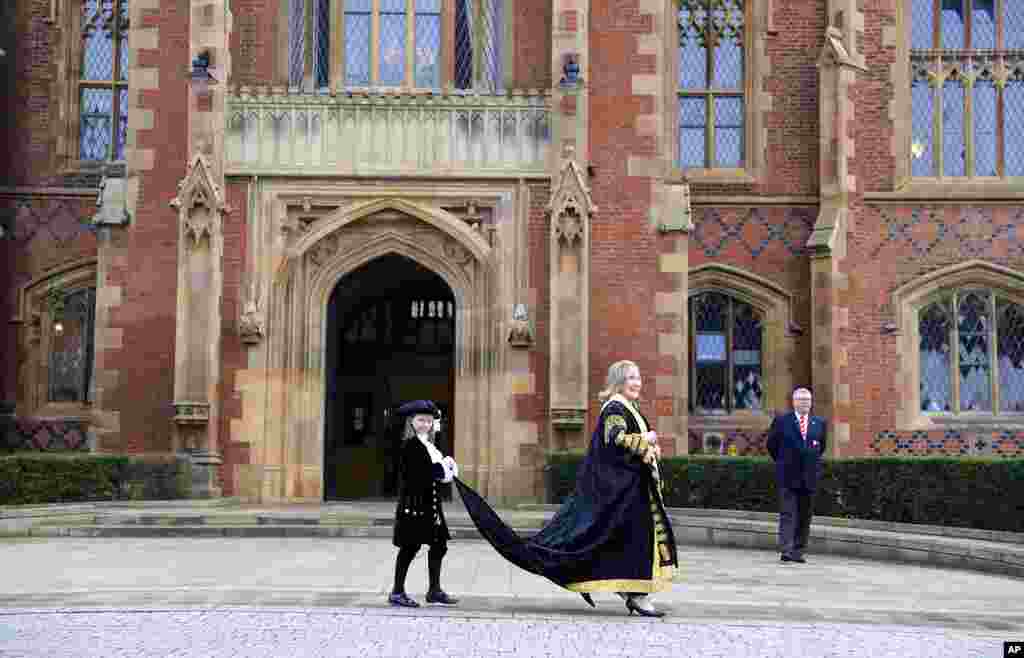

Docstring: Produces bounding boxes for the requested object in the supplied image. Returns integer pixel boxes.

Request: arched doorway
[323,253,456,500]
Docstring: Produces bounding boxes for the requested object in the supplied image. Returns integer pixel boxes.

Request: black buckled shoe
[388,592,420,608]
[425,590,459,605]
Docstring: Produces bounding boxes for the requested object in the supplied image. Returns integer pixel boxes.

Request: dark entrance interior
[324,254,455,500]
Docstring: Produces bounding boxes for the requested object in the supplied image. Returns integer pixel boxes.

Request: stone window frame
[279,0,516,92]
[889,0,1024,199]
[666,0,771,186]
[51,0,130,173]
[687,264,797,430]
[891,259,1024,429]
[13,259,99,418]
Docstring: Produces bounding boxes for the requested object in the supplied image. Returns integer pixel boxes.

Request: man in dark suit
[766,387,826,563]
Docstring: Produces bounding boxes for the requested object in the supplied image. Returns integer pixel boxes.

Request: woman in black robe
[455,360,678,617]
[389,399,460,608]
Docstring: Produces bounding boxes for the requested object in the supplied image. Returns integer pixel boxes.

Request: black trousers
[392,542,447,594]
[778,487,813,557]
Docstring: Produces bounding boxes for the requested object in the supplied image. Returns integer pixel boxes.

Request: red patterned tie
[800,414,808,442]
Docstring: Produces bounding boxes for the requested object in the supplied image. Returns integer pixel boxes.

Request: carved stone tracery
[548,149,596,247]
[170,153,229,248]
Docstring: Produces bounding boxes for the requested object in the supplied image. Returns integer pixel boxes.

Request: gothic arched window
[689,291,764,414]
[918,288,1024,413]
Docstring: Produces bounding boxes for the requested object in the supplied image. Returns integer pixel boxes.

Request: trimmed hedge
[0,453,191,505]
[545,453,1024,533]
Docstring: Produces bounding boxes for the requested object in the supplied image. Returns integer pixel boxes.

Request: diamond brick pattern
[691,208,814,258]
[871,430,1024,457]
[2,419,90,452]
[869,206,1024,261]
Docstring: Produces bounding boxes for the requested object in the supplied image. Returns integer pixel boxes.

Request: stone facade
[3,0,1023,504]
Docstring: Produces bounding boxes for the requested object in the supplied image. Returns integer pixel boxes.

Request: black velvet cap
[395,399,440,418]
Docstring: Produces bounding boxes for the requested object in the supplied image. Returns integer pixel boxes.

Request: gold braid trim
[616,431,647,457]
[604,414,628,446]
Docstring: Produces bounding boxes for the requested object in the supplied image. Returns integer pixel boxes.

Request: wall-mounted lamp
[53,321,64,336]
[189,51,218,95]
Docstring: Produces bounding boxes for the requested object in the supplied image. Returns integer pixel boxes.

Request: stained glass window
[48,288,97,404]
[676,0,746,169]
[79,0,129,161]
[918,289,1024,413]
[689,292,763,414]
[291,0,502,90]
[910,0,1024,178]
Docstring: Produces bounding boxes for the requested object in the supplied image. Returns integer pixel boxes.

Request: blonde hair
[598,360,640,403]
[401,415,436,442]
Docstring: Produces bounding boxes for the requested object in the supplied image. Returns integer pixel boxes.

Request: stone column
[169,1,233,496]
[547,0,591,449]
[89,175,132,453]
[808,13,865,457]
[547,148,595,449]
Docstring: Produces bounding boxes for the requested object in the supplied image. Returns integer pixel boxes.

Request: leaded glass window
[48,288,97,404]
[910,0,1024,177]
[676,0,746,169]
[918,289,1024,413]
[289,0,503,91]
[79,0,129,161]
[689,292,763,414]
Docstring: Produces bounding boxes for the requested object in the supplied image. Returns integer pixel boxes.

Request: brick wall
[109,0,190,453]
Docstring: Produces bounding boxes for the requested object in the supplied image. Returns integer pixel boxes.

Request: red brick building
[3,0,1023,503]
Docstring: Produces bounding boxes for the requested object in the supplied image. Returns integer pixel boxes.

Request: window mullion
[304,0,316,90]
[934,58,944,176]
[371,0,380,84]
[965,0,973,48]
[965,73,975,177]
[990,293,1000,413]
[952,293,961,412]
[726,299,734,412]
[706,94,715,168]
[405,0,415,86]
[331,0,343,91]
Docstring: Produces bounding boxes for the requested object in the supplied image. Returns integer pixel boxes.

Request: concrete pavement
[0,535,1021,656]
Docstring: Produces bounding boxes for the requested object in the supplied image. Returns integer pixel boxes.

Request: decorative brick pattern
[691,207,816,258]
[872,430,1024,458]
[3,418,90,451]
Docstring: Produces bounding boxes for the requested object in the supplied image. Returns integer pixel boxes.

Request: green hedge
[0,453,191,505]
[544,453,1024,533]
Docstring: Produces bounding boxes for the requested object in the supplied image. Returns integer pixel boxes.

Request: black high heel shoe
[580,593,596,608]
[625,596,665,618]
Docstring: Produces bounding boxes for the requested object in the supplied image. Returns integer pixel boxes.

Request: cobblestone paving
[0,608,1009,658]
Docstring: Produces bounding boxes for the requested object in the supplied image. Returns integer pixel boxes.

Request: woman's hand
[644,431,658,446]
[642,442,661,465]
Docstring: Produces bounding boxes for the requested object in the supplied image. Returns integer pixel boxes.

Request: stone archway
[243,199,496,503]
[323,253,456,500]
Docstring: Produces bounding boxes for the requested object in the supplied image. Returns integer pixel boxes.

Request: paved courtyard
[0,536,1020,657]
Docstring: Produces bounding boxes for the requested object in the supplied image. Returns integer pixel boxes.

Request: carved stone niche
[551,407,586,430]
[169,153,229,247]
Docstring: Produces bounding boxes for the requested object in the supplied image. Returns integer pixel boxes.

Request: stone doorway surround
[231,180,537,504]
